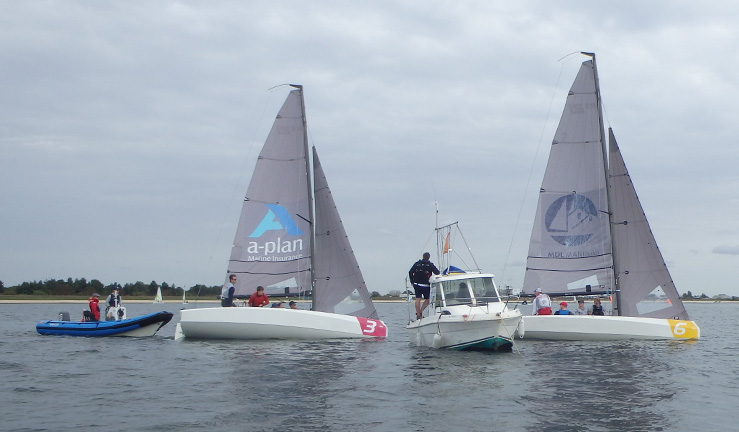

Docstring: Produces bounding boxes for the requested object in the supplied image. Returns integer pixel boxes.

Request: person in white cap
[532,287,552,315]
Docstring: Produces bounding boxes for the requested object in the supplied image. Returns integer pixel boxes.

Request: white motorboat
[406,222,522,351]
[176,86,387,341]
[519,53,699,340]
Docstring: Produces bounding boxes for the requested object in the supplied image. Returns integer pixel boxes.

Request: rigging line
[499,56,572,284]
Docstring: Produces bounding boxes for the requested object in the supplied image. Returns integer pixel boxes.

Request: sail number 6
[667,320,699,339]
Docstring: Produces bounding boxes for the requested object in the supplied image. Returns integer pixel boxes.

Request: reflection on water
[519,341,686,431]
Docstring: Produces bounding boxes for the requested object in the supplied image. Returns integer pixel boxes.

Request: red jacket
[88,297,100,320]
[248,292,269,307]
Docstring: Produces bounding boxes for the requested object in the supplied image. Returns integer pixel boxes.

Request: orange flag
[442,233,450,254]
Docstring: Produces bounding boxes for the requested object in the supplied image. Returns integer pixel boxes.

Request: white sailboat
[406,221,522,350]
[153,287,163,303]
[175,86,387,340]
[519,52,699,340]
[182,289,188,304]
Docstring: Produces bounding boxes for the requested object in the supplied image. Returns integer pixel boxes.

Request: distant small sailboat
[153,287,163,303]
[182,290,188,304]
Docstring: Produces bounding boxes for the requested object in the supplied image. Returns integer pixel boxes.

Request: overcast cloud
[2,1,738,297]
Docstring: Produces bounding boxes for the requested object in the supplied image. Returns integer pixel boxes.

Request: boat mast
[292,84,317,311]
[583,52,621,316]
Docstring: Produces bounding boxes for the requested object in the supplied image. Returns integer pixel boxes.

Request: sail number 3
[356,317,388,338]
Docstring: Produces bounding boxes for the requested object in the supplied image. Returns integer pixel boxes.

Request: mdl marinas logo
[245,204,305,259]
[545,194,599,246]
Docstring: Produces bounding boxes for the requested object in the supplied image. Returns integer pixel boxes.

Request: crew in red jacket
[247,286,269,307]
[88,293,101,321]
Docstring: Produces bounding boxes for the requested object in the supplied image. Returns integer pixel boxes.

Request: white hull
[406,306,522,350]
[517,315,700,341]
[114,322,169,337]
[174,307,388,341]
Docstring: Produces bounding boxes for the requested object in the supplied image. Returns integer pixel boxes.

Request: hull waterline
[406,308,521,351]
[175,307,388,340]
[517,315,700,341]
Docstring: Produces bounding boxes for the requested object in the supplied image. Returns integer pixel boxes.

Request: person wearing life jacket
[408,252,441,320]
[553,301,573,315]
[532,288,552,315]
[106,286,122,309]
[590,297,605,315]
[88,293,100,321]
[105,286,124,320]
[221,274,236,307]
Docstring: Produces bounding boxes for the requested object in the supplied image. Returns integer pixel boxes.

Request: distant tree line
[681,291,709,300]
[0,278,222,299]
[0,279,409,299]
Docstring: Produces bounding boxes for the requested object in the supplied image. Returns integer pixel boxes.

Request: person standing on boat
[106,286,121,309]
[532,288,552,315]
[87,293,100,321]
[408,252,440,320]
[248,286,270,307]
[553,301,573,315]
[590,298,605,315]
[105,286,124,320]
[221,274,236,307]
[574,299,588,315]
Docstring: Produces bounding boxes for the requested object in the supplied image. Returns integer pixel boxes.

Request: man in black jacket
[408,252,440,320]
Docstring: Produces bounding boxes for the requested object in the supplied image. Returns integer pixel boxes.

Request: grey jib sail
[608,129,688,320]
[523,59,614,296]
[523,55,688,320]
[228,90,312,296]
[312,147,378,319]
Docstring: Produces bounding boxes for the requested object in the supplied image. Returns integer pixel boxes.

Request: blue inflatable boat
[36,311,174,337]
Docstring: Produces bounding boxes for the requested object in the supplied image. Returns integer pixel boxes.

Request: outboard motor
[58,311,70,321]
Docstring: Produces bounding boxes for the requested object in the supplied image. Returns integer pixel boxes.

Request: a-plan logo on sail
[249,204,304,238]
[245,204,305,260]
[545,194,598,247]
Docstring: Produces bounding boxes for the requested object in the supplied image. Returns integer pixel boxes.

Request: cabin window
[434,277,500,307]
[439,280,473,306]
[470,277,500,303]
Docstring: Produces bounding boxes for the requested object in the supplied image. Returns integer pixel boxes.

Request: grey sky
[2,1,737,296]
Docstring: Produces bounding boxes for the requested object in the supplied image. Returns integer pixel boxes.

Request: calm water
[1,301,735,432]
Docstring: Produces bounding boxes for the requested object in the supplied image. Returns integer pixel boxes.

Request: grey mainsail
[523,58,613,296]
[227,87,379,319]
[228,89,312,297]
[523,54,689,320]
